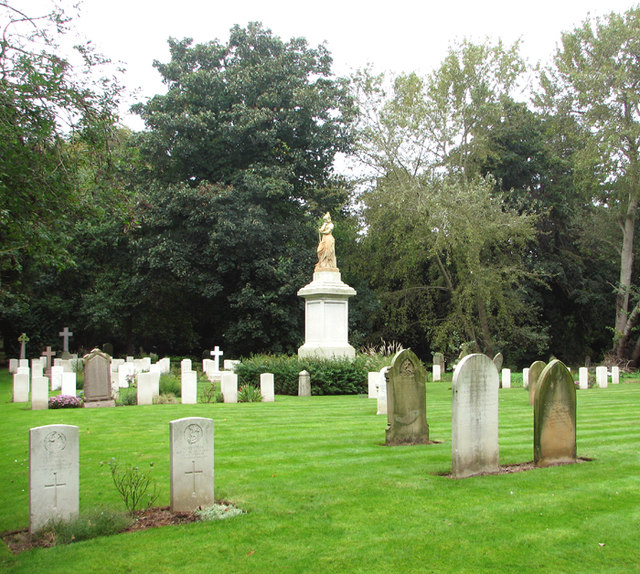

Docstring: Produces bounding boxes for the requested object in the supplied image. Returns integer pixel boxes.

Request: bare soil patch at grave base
[1,506,199,554]
[436,456,593,478]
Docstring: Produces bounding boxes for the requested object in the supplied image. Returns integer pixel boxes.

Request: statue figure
[315,212,338,271]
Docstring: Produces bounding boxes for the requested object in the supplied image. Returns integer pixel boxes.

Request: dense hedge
[235,354,390,396]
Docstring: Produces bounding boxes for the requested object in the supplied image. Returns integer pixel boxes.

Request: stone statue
[315,212,338,271]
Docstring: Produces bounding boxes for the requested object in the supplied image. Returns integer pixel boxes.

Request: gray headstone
[534,359,577,467]
[31,376,49,410]
[260,373,275,402]
[13,372,29,402]
[298,370,311,397]
[385,349,429,446]
[433,352,445,372]
[181,371,198,404]
[493,352,504,372]
[170,417,214,512]
[83,348,113,404]
[528,360,546,406]
[452,353,499,478]
[221,372,238,403]
[29,424,79,533]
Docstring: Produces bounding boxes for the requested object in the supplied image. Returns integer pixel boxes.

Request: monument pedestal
[297,270,357,359]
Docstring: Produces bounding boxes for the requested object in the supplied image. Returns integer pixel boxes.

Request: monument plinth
[298,214,356,359]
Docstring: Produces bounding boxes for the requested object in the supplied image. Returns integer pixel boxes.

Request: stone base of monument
[83,399,115,408]
[297,270,356,360]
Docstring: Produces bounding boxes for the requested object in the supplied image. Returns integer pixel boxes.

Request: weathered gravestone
[385,349,429,446]
[433,352,445,373]
[534,359,577,467]
[528,360,546,406]
[181,371,198,405]
[83,348,114,407]
[170,417,214,512]
[452,353,499,478]
[260,373,275,402]
[221,371,238,403]
[493,352,504,372]
[29,424,79,533]
[298,370,311,397]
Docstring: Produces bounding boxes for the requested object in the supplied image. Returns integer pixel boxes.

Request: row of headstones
[28,417,214,533]
[366,349,578,478]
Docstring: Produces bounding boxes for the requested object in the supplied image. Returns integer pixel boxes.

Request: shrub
[238,385,262,402]
[159,373,181,397]
[235,354,386,396]
[116,388,137,406]
[195,502,244,521]
[154,393,178,404]
[200,382,218,404]
[106,458,159,514]
[49,395,83,409]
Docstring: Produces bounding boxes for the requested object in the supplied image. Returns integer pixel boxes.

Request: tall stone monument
[298,213,356,359]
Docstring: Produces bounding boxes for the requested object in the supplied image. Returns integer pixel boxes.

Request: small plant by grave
[238,385,262,402]
[106,458,159,514]
[195,502,244,522]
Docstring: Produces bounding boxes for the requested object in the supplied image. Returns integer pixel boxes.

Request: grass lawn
[1,368,639,573]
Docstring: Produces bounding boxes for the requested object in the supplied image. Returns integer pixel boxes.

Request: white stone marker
[61,372,76,397]
[19,358,29,369]
[611,366,620,384]
[523,368,530,389]
[170,417,214,513]
[260,373,275,402]
[9,359,18,373]
[50,366,63,391]
[223,359,240,371]
[452,354,499,479]
[501,368,511,389]
[32,376,49,410]
[368,372,378,398]
[579,367,589,390]
[210,346,224,372]
[432,364,442,382]
[298,370,311,397]
[13,372,29,402]
[137,373,155,405]
[118,363,132,388]
[376,367,388,415]
[29,424,79,533]
[158,357,171,374]
[181,371,198,404]
[221,372,238,403]
[181,359,192,373]
[596,366,608,388]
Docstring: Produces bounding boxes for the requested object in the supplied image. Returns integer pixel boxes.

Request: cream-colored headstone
[260,373,275,402]
[181,371,197,404]
[221,372,238,403]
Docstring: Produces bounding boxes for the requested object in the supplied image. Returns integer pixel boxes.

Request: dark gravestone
[432,352,445,372]
[83,348,114,407]
[385,349,429,446]
[534,359,577,467]
[528,360,546,406]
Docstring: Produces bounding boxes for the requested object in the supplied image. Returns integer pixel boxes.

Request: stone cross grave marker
[83,348,114,407]
[18,333,29,359]
[298,370,311,397]
[58,327,73,353]
[29,424,79,533]
[452,353,499,478]
[385,349,429,446]
[210,346,224,372]
[42,346,56,379]
[534,359,577,467]
[528,360,546,406]
[170,417,214,512]
[260,373,275,402]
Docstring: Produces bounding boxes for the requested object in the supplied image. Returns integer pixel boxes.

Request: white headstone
[118,362,135,388]
[579,367,589,390]
[50,366,63,391]
[9,359,18,374]
[523,368,530,389]
[202,359,213,375]
[501,368,511,389]
[181,359,192,373]
[32,376,49,410]
[221,372,238,403]
[223,359,240,371]
[29,424,79,533]
[31,360,44,381]
[158,357,171,374]
[596,366,608,388]
[111,358,125,372]
[150,364,162,375]
[260,373,275,402]
[376,367,388,415]
[61,373,76,397]
[452,354,500,479]
[367,372,378,398]
[611,366,620,384]
[432,364,442,382]
[19,358,29,369]
[181,371,198,404]
[13,373,29,402]
[170,417,214,513]
[298,370,311,397]
[137,373,154,405]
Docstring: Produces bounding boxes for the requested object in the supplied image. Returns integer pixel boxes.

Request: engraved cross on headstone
[185,460,203,495]
[210,346,223,372]
[58,327,73,353]
[44,472,66,509]
[18,333,29,359]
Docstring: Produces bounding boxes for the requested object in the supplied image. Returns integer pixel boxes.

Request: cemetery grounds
[0,368,639,573]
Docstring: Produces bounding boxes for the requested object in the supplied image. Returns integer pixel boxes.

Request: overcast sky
[39,0,639,128]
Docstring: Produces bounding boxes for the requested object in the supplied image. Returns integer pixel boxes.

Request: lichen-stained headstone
[29,424,79,533]
[170,417,214,512]
[534,359,577,467]
[528,361,546,406]
[385,349,429,446]
[493,352,504,372]
[452,354,499,478]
